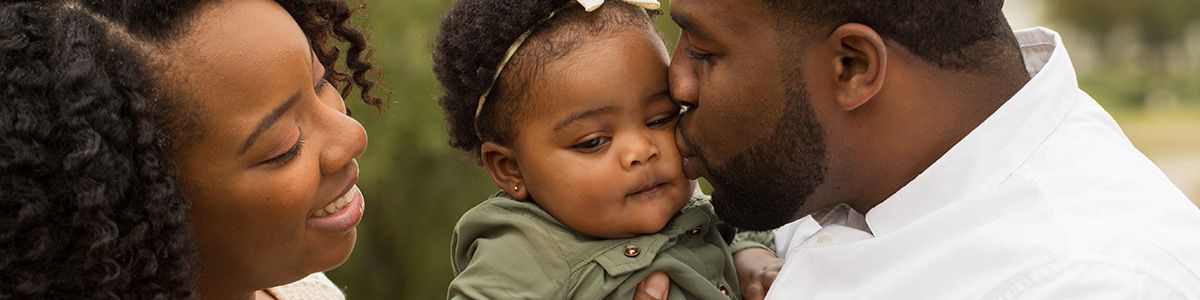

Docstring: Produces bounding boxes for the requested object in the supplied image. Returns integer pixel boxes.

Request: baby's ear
[480,142,529,200]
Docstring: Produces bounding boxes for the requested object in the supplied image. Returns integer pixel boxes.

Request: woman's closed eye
[264,130,305,166]
[572,136,611,153]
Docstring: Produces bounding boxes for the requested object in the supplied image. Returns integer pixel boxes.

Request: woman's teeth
[312,185,357,217]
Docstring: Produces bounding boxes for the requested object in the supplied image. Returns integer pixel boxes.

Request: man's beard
[686,75,827,231]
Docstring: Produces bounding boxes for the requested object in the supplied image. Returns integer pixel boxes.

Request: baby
[433,0,779,298]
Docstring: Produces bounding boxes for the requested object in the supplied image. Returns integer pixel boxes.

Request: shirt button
[624,245,641,257]
[815,235,834,246]
[688,226,703,235]
[718,284,730,297]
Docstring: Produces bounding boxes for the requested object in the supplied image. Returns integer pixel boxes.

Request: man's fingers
[634,271,670,300]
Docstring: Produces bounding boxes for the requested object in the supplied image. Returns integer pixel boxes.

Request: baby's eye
[646,109,681,128]
[571,136,610,153]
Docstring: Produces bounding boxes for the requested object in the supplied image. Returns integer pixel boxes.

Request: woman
[0,0,379,299]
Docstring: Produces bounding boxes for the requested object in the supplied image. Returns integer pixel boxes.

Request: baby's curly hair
[433,0,659,163]
[0,1,378,298]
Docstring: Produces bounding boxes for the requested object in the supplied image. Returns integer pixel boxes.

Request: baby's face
[510,28,692,238]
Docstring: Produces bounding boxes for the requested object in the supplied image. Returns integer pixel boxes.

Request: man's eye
[679,103,696,115]
[685,45,714,60]
[571,136,610,152]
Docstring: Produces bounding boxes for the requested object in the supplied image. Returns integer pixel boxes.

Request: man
[635,0,1200,299]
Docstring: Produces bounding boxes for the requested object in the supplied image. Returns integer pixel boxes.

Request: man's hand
[634,271,670,300]
[734,248,783,300]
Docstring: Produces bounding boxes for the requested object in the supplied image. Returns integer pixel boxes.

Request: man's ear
[481,141,529,200]
[829,23,887,112]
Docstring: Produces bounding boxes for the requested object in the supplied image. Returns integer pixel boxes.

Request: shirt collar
[817,203,871,234]
[863,27,1079,236]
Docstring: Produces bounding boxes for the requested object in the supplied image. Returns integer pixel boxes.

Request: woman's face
[165,0,367,292]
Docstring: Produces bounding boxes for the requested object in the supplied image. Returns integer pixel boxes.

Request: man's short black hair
[765,0,1020,69]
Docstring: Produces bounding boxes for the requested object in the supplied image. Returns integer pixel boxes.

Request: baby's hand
[733,248,783,300]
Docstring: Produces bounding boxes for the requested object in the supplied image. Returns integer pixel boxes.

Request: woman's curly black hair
[0,1,379,299]
[433,0,658,163]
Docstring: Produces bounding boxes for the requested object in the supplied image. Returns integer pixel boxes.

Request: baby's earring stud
[514,186,520,192]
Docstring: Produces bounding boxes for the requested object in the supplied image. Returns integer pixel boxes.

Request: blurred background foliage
[328,0,1200,298]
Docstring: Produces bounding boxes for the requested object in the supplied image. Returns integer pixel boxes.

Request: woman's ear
[480,142,529,200]
[829,23,887,112]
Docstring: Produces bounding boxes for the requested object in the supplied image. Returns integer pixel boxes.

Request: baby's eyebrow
[644,90,670,104]
[554,106,618,133]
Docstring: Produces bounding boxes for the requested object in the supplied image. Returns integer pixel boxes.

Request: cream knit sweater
[264,272,345,300]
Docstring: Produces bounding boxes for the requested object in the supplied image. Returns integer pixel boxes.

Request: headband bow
[474,0,662,120]
[577,0,660,12]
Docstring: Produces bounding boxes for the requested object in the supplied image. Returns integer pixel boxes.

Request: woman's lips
[307,185,364,233]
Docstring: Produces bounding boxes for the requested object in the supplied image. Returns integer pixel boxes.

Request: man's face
[669,0,830,230]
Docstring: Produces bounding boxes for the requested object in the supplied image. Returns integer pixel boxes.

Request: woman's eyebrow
[238,90,302,156]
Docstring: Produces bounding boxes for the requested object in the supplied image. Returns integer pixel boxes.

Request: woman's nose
[319,103,367,175]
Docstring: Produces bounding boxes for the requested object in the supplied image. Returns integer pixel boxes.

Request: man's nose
[668,41,699,109]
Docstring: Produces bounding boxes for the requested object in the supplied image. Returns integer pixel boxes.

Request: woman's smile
[307,184,365,233]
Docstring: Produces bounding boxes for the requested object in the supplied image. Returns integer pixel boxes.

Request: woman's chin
[305,229,358,275]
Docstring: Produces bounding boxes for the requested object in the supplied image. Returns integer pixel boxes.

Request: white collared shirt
[767,27,1200,299]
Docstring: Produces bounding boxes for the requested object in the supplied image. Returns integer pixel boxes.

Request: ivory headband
[473,0,662,120]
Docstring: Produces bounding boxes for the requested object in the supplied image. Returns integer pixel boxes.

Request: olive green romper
[449,192,774,299]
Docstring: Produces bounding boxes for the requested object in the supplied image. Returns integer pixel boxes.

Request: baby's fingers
[761,270,779,293]
[743,281,767,300]
[762,260,783,288]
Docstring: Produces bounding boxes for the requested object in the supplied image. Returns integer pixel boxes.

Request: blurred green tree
[1046,0,1200,110]
[1047,0,1199,46]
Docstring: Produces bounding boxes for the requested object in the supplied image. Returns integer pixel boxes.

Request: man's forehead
[670,0,759,36]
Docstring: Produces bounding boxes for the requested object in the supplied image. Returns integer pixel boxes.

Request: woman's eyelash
[267,131,305,166]
[315,79,330,93]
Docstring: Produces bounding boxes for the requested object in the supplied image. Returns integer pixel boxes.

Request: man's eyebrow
[553,106,619,133]
[670,9,712,39]
[239,90,302,156]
